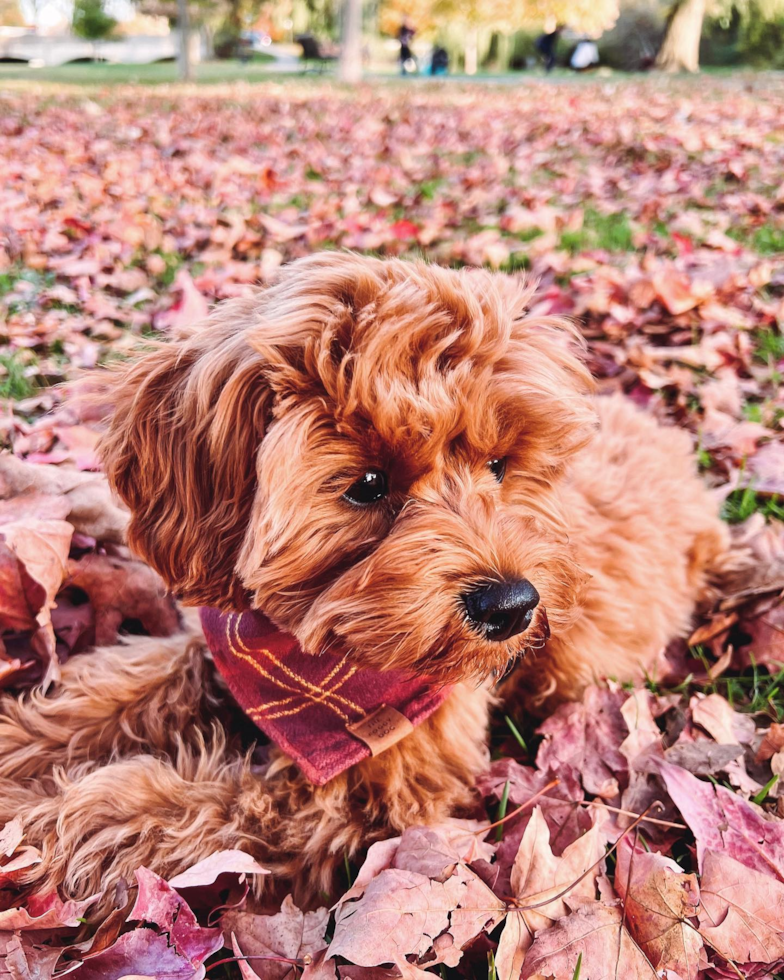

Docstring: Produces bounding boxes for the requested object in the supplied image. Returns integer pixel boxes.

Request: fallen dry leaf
[0,934,62,980]
[522,901,657,979]
[0,455,127,545]
[690,693,755,746]
[2,76,784,979]
[0,892,96,932]
[664,740,744,776]
[536,686,628,798]
[128,866,223,968]
[65,929,208,980]
[745,441,784,497]
[495,806,605,980]
[615,837,703,980]
[757,722,784,763]
[328,864,504,970]
[661,762,784,877]
[167,850,269,890]
[698,849,784,967]
[0,516,72,687]
[63,553,180,646]
[224,896,328,980]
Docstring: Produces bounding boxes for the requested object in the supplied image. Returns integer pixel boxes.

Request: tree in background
[72,0,116,39]
[301,0,337,35]
[384,0,618,72]
[0,0,25,25]
[338,0,363,79]
[518,0,620,34]
[656,0,784,70]
[431,0,503,73]
[378,0,437,35]
[176,0,192,80]
[656,0,705,68]
[734,0,784,63]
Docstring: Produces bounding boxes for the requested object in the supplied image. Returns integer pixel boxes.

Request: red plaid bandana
[199,608,453,786]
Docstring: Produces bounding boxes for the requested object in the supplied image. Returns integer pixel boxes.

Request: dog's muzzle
[462,578,540,642]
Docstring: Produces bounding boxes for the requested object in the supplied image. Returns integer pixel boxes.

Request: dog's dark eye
[488,457,507,483]
[343,470,389,506]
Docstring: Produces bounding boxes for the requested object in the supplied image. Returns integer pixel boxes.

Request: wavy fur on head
[101,254,596,680]
[0,253,729,906]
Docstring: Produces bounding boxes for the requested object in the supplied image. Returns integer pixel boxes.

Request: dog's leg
[0,625,277,903]
[0,736,279,903]
[0,624,215,783]
[0,623,258,899]
[1,643,492,907]
[2,685,491,908]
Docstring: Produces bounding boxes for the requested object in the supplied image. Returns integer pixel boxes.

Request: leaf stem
[475,778,561,835]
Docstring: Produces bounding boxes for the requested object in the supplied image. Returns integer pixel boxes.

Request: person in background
[399,20,417,74]
[570,37,599,71]
[535,18,562,72]
[430,44,449,75]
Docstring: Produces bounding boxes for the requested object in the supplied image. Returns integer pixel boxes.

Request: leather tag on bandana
[347,704,414,756]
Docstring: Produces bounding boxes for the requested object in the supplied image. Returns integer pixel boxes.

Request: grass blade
[495,779,511,842]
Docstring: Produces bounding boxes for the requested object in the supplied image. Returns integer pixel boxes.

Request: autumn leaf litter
[2,75,784,979]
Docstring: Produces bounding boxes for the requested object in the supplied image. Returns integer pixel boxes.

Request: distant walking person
[535,20,562,72]
[399,20,417,74]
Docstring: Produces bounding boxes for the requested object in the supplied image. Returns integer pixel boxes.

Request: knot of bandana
[199,607,453,786]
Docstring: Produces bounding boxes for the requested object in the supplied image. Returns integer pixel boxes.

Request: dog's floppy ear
[100,296,273,610]
[101,253,391,610]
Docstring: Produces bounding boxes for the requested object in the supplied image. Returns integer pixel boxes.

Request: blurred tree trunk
[177,0,192,81]
[656,0,705,71]
[226,0,242,43]
[339,0,362,83]
[464,26,478,74]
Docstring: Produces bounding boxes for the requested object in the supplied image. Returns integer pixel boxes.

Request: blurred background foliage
[2,0,784,85]
[255,0,784,72]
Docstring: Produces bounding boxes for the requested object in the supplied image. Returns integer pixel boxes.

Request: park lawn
[0,53,279,86]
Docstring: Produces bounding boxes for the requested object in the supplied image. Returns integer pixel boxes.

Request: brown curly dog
[0,253,728,907]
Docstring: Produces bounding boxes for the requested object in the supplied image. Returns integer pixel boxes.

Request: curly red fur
[0,253,728,906]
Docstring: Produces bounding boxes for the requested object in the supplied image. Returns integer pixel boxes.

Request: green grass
[487,949,498,980]
[743,401,765,422]
[343,850,354,887]
[0,267,61,323]
[752,223,784,254]
[722,486,784,524]
[0,351,38,401]
[649,655,784,722]
[0,55,283,88]
[517,227,544,243]
[753,328,784,365]
[504,714,528,752]
[417,178,445,201]
[752,773,779,804]
[560,207,635,254]
[728,220,784,256]
[151,250,184,287]
[495,779,511,842]
[720,661,784,720]
[500,252,531,273]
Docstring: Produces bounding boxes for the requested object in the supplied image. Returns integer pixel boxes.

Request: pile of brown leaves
[2,74,784,979]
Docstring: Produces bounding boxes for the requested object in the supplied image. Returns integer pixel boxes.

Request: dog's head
[102,254,595,681]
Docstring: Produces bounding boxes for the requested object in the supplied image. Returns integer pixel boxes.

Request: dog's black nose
[462,579,540,642]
